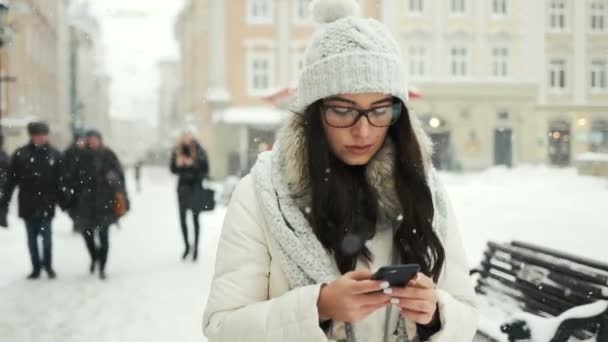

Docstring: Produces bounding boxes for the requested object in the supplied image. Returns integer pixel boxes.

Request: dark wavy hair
[300,100,445,282]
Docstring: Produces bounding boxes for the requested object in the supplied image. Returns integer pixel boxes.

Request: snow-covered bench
[471,241,608,341]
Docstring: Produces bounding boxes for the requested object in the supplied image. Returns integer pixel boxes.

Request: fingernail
[380,282,390,289]
[390,298,400,305]
[383,288,393,295]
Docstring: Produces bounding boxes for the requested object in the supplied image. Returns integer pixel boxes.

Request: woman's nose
[351,115,371,138]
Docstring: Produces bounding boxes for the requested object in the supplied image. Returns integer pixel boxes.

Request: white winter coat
[203,114,478,341]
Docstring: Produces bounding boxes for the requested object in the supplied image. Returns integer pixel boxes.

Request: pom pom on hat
[311,0,360,24]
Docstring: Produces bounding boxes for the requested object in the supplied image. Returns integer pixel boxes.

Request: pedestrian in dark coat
[62,130,86,233]
[0,122,63,279]
[73,129,128,280]
[0,133,10,228]
[170,131,209,261]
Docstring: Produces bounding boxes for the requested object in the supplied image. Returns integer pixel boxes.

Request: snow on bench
[471,241,608,342]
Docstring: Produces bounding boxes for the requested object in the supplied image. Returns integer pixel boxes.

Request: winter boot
[46,268,56,279]
[27,270,41,280]
[182,244,190,260]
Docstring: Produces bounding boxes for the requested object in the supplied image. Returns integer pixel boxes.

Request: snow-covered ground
[0,166,606,342]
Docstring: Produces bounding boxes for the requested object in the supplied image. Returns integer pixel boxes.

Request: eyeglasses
[321,100,402,128]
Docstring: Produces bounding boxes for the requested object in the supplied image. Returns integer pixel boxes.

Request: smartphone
[371,264,420,287]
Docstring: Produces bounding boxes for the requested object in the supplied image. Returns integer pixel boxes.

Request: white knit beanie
[295,0,408,112]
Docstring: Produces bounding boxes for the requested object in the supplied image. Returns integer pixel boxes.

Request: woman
[74,130,128,280]
[203,1,478,341]
[170,131,209,261]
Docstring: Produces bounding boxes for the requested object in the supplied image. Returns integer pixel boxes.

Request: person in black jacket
[73,130,128,280]
[170,131,209,261]
[0,133,10,228]
[0,122,63,279]
[62,130,86,233]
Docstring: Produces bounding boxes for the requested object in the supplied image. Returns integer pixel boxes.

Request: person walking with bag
[203,1,477,341]
[72,130,128,280]
[170,131,209,262]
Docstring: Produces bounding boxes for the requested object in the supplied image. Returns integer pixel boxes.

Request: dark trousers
[24,218,53,272]
[82,224,110,271]
[179,206,200,251]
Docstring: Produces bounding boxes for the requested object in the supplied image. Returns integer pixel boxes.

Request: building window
[549,59,566,90]
[498,111,510,120]
[248,0,273,24]
[492,47,509,78]
[295,0,312,22]
[549,0,566,30]
[590,120,608,152]
[590,0,607,31]
[247,52,273,95]
[450,0,466,15]
[408,46,426,79]
[450,47,467,77]
[408,0,424,14]
[492,0,508,16]
[591,60,607,90]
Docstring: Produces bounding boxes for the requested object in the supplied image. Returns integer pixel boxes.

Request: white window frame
[408,0,424,16]
[450,46,468,78]
[247,0,273,25]
[590,0,607,32]
[548,0,567,31]
[591,60,607,91]
[246,51,274,96]
[449,0,466,16]
[492,47,509,78]
[408,46,427,80]
[294,0,313,25]
[491,0,508,17]
[549,58,567,91]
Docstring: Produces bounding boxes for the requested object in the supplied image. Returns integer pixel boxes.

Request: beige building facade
[386,0,608,169]
[1,0,71,152]
[175,0,608,178]
[175,0,380,178]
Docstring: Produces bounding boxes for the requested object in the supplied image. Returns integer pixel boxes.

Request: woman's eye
[372,107,390,115]
[331,107,355,115]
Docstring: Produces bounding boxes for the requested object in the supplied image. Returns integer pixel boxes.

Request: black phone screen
[370,264,420,287]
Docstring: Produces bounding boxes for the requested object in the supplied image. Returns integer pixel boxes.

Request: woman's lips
[346,145,372,155]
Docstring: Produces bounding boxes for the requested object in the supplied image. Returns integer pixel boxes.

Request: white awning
[213,106,288,127]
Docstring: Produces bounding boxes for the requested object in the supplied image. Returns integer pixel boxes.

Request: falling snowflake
[304,207,311,214]
[396,214,403,221]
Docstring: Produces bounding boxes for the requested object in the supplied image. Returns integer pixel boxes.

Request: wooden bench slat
[488,242,608,286]
[511,240,608,273]
[474,241,608,341]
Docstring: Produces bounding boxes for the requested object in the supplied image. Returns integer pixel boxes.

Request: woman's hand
[317,270,391,323]
[386,273,439,325]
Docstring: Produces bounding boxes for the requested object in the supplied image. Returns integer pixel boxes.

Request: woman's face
[321,92,392,166]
